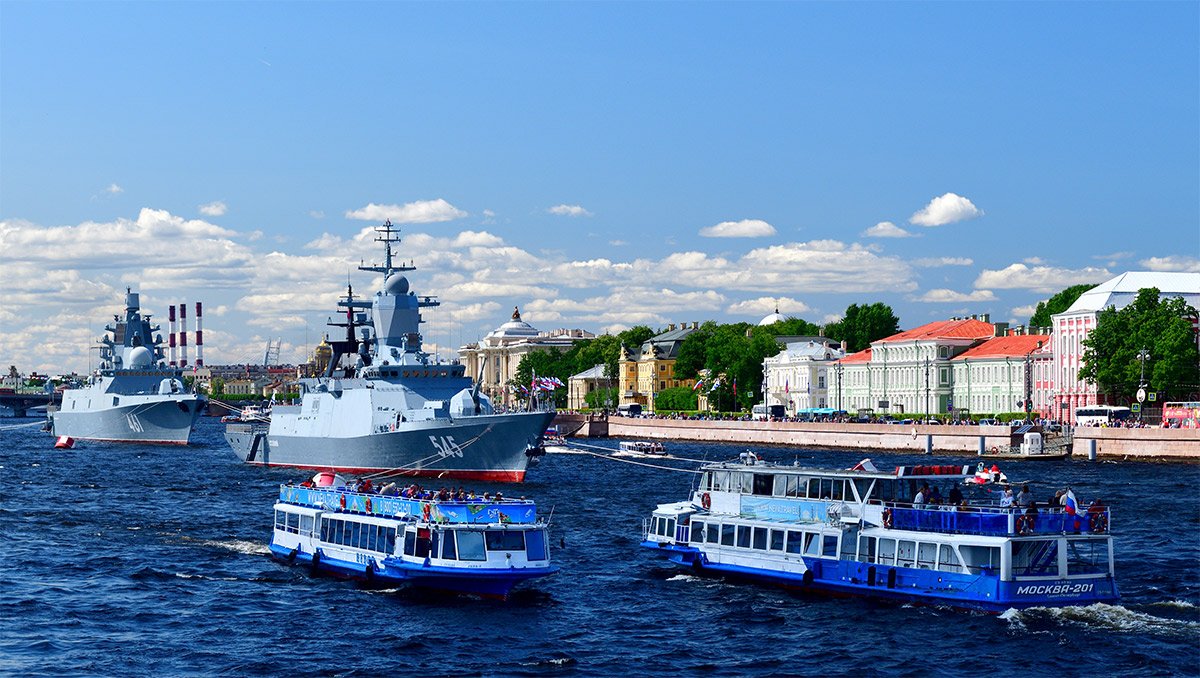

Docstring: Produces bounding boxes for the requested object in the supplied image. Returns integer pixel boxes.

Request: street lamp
[1136,348,1150,420]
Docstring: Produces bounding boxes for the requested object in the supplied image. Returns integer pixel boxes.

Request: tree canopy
[513,325,657,407]
[1079,288,1200,400]
[1029,283,1094,328]
[824,303,900,353]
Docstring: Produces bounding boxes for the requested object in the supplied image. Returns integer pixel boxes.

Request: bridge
[0,391,59,417]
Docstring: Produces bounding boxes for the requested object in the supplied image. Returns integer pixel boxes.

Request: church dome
[486,306,540,340]
[758,307,786,326]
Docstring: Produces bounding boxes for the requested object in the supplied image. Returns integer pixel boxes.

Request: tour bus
[1075,405,1131,427]
[1162,402,1200,428]
[752,404,787,421]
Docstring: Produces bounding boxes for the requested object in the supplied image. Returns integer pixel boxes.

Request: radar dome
[384,274,410,296]
[126,346,153,368]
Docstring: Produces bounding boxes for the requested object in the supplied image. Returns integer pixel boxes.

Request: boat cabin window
[959,545,1001,574]
[851,479,874,503]
[769,529,785,551]
[706,523,719,544]
[878,537,897,565]
[525,529,548,561]
[415,528,432,558]
[752,474,773,496]
[803,532,821,557]
[823,535,839,558]
[486,530,526,552]
[752,527,768,550]
[781,475,802,497]
[938,544,962,572]
[786,531,803,554]
[1065,538,1107,576]
[441,530,457,560]
[456,531,486,561]
[737,526,752,549]
[403,529,416,556]
[1011,540,1059,577]
[917,542,937,569]
[691,521,705,543]
[721,524,735,546]
[699,472,711,491]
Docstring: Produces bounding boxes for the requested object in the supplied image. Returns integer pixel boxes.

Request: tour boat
[642,454,1117,612]
[619,440,666,455]
[271,475,558,598]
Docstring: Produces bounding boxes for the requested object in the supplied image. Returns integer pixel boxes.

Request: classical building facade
[829,317,998,416]
[950,334,1051,419]
[458,307,595,408]
[1050,271,1200,423]
[762,340,844,414]
[619,323,698,412]
[567,363,611,410]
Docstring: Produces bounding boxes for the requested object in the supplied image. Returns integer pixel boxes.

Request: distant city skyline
[2,2,1197,374]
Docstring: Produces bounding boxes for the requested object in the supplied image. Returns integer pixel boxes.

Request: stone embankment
[552,413,1200,460]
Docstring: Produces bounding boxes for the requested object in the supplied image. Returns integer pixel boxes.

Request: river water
[2,417,1197,676]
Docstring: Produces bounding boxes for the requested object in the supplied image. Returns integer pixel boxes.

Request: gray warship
[224,220,555,482]
[50,290,207,444]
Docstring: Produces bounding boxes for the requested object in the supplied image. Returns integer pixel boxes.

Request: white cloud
[309,210,325,219]
[1011,304,1037,319]
[913,257,974,267]
[609,240,627,246]
[1140,256,1200,272]
[861,221,914,238]
[1023,257,1045,265]
[727,297,812,316]
[547,204,593,217]
[909,192,984,227]
[973,263,1111,293]
[699,219,776,238]
[917,289,997,303]
[199,201,227,217]
[105,183,123,195]
[345,198,467,223]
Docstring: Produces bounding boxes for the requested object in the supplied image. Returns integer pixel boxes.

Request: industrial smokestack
[168,304,177,366]
[195,302,204,367]
[179,303,189,367]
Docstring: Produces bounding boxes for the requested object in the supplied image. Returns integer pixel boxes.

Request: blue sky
[2,2,1197,373]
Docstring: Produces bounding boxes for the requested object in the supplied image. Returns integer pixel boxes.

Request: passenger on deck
[913,484,928,505]
[948,485,964,506]
[1019,501,1038,534]
[999,487,1014,508]
[1016,484,1032,507]
[928,486,943,505]
[494,491,503,502]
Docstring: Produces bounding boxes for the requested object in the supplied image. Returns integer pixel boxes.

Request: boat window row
[690,520,840,558]
[1011,537,1108,577]
[403,527,548,562]
[276,509,317,537]
[698,471,878,503]
[318,516,398,555]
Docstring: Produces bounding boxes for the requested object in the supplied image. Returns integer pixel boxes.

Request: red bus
[1162,402,1200,428]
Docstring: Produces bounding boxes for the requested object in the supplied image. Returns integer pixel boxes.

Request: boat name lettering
[1015,583,1094,596]
[430,435,464,458]
[355,553,374,566]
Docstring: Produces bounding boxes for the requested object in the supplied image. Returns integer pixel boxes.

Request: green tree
[211,377,226,396]
[1029,283,1094,328]
[674,321,717,379]
[825,302,900,353]
[1079,288,1200,400]
[584,386,619,410]
[655,386,698,411]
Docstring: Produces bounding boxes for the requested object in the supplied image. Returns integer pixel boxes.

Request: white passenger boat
[619,440,666,455]
[271,474,558,598]
[642,454,1118,612]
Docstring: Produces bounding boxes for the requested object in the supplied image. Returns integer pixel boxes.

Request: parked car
[978,418,1000,426]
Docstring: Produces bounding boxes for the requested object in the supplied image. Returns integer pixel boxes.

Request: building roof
[570,363,608,380]
[1061,271,1200,315]
[485,306,540,340]
[953,334,1050,360]
[837,347,872,364]
[879,318,996,343]
[629,325,696,361]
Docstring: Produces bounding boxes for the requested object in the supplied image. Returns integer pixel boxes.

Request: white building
[459,307,595,407]
[1051,271,1200,423]
[950,334,1051,418]
[763,340,844,414]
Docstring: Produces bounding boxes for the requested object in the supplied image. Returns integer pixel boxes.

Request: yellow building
[619,323,698,412]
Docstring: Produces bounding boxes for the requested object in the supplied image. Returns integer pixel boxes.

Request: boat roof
[700,459,978,481]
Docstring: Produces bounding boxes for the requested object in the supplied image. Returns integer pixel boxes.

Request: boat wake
[182,537,271,556]
[666,574,704,583]
[1001,602,1200,636]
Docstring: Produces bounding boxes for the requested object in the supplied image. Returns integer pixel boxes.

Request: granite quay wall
[551,414,1200,461]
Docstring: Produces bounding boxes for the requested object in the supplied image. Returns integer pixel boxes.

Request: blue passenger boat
[642,455,1118,612]
[271,474,558,598]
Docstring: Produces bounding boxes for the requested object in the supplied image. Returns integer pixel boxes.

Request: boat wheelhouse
[641,455,1117,612]
[619,441,666,454]
[271,478,558,598]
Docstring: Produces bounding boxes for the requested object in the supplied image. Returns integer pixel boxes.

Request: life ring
[422,503,432,521]
[991,446,999,454]
[339,494,346,510]
[1088,512,1107,533]
[701,492,711,510]
[365,497,373,513]
[881,508,893,529]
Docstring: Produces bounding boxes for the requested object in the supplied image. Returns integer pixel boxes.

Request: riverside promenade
[555,413,1200,461]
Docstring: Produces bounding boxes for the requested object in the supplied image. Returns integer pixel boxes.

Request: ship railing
[884,502,1111,537]
[279,485,538,524]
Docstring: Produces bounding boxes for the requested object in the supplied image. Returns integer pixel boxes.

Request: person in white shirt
[913,484,927,505]
[1000,487,1014,508]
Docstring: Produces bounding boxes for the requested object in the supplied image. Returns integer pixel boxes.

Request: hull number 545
[430,435,464,458]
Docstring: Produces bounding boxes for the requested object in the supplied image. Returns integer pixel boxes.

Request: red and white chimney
[168,304,177,366]
[195,302,204,367]
[179,303,189,367]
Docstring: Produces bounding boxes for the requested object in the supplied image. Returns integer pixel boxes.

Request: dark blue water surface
[2,417,1198,676]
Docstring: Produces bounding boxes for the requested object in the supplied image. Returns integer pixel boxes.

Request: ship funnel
[179,303,189,367]
[168,304,177,366]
